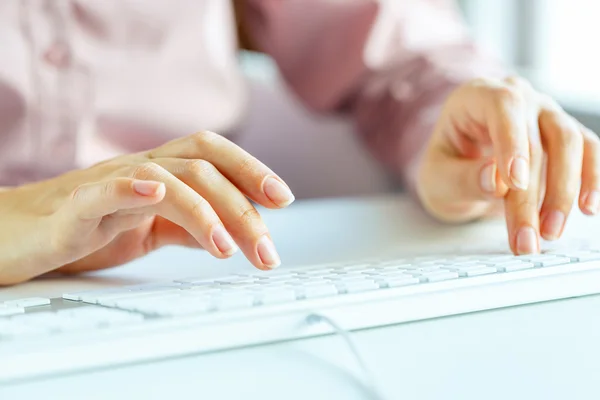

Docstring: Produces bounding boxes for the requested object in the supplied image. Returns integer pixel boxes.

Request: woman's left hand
[417,76,600,254]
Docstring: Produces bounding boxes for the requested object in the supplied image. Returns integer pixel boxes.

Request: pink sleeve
[244,0,505,192]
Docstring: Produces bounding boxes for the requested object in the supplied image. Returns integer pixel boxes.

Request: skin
[417,77,600,254]
[1,77,597,285]
[0,131,295,285]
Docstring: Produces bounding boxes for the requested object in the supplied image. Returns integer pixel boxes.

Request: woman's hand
[0,131,295,285]
[417,77,600,255]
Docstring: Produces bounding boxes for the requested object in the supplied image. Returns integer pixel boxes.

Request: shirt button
[43,42,72,68]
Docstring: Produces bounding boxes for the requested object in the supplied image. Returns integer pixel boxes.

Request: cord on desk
[305,313,386,400]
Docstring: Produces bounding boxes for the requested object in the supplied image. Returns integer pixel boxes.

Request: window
[460,0,600,118]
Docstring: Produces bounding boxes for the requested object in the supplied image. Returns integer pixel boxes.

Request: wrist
[0,188,59,285]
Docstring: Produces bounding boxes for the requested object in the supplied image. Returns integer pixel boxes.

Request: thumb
[419,153,509,222]
[68,178,166,220]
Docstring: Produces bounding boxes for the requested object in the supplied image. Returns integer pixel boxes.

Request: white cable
[305,313,387,400]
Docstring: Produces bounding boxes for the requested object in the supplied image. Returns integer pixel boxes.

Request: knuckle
[191,130,220,148]
[492,86,523,107]
[237,156,262,180]
[513,199,538,217]
[186,159,218,179]
[190,197,211,221]
[132,162,160,180]
[101,180,117,199]
[555,122,582,149]
[470,77,498,89]
[237,206,262,227]
[505,75,533,92]
[540,94,562,112]
[529,140,544,161]
[545,194,577,212]
[585,130,600,148]
[70,184,86,203]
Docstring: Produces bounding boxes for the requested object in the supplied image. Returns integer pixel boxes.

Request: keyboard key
[296,268,335,277]
[139,298,213,316]
[302,284,339,299]
[256,288,298,305]
[339,280,380,293]
[215,276,258,284]
[174,277,218,284]
[448,256,480,262]
[477,255,516,263]
[380,276,420,288]
[374,261,413,269]
[63,287,129,302]
[253,270,300,278]
[339,264,375,272]
[442,264,488,272]
[514,255,572,267]
[104,292,183,308]
[458,267,498,277]
[536,257,571,267]
[212,293,256,310]
[259,275,303,284]
[493,262,535,272]
[2,297,50,308]
[552,251,600,262]
[445,261,489,268]
[296,277,330,285]
[423,271,460,283]
[0,305,24,317]
[81,288,182,304]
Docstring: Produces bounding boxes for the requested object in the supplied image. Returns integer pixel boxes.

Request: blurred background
[459,0,600,131]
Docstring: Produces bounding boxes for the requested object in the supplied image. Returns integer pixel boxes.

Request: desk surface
[2,196,600,400]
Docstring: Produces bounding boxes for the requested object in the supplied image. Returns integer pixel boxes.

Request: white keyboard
[3,249,600,383]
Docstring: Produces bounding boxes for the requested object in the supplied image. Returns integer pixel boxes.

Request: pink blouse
[0,0,502,189]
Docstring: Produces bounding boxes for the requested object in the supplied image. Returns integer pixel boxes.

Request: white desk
[2,196,600,400]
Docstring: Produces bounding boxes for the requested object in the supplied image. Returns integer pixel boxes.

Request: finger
[147,131,295,209]
[99,214,152,238]
[157,158,280,270]
[151,217,204,249]
[579,124,600,215]
[504,116,544,255]
[129,162,235,259]
[102,215,204,249]
[483,84,531,191]
[418,149,508,223]
[71,178,165,220]
[538,111,583,240]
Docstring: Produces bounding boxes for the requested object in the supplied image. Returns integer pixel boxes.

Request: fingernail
[510,157,529,190]
[480,163,496,194]
[585,191,600,215]
[263,177,295,207]
[541,211,565,240]
[257,235,281,269]
[212,226,238,256]
[516,226,538,255]
[133,180,162,196]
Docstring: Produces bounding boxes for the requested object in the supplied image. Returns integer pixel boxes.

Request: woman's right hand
[0,131,295,285]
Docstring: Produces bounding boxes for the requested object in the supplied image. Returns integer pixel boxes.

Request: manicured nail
[212,226,238,256]
[257,235,281,269]
[585,191,600,215]
[263,177,295,207]
[541,211,565,240]
[133,180,162,196]
[516,226,538,255]
[510,157,529,190]
[480,163,496,194]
